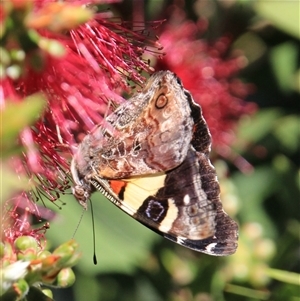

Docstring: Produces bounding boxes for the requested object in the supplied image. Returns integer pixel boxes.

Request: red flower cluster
[1,0,162,242]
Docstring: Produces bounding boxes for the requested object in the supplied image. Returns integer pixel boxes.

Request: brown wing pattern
[74,71,195,179]
[133,148,238,255]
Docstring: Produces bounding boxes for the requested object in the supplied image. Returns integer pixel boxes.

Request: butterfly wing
[158,149,238,255]
[90,147,238,256]
[76,71,196,179]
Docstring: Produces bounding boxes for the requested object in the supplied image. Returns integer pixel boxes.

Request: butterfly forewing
[74,71,195,179]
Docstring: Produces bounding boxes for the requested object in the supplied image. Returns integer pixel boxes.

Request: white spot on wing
[158,198,178,233]
[177,236,187,244]
[183,194,190,205]
[205,242,217,253]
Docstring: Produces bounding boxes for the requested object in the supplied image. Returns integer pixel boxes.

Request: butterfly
[70,70,238,256]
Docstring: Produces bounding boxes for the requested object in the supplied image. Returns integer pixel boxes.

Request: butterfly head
[70,140,95,209]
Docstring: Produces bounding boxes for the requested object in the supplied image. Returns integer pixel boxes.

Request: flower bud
[53,240,80,267]
[55,268,76,288]
[14,236,39,253]
[39,255,60,271]
[16,248,37,261]
[37,250,52,260]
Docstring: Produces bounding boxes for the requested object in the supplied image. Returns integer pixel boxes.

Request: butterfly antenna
[89,198,98,265]
[72,207,85,239]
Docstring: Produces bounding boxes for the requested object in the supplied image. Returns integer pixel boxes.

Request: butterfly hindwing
[90,147,238,255]
[160,149,238,255]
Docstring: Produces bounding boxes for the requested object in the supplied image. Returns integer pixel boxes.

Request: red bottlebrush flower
[1,0,162,245]
[155,13,257,162]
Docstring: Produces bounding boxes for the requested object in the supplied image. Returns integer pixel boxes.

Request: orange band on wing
[109,180,127,195]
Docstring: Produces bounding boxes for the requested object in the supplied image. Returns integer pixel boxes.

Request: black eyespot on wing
[137,197,169,223]
[155,94,168,109]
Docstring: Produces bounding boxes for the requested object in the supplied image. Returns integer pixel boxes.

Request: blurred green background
[45,1,299,301]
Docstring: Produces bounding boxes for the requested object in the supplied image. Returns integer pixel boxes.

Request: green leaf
[225,284,270,300]
[232,165,277,237]
[273,115,300,153]
[0,163,31,203]
[233,32,267,65]
[254,0,300,39]
[1,93,47,157]
[234,109,282,150]
[270,42,298,93]
[266,268,300,285]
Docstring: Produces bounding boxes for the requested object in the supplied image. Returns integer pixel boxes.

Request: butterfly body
[71,71,238,256]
